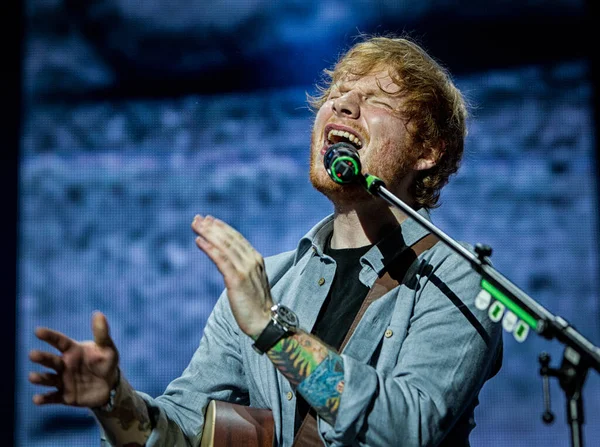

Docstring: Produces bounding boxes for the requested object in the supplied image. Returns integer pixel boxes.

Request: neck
[330,193,417,249]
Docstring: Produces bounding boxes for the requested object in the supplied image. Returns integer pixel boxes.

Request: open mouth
[322,125,365,154]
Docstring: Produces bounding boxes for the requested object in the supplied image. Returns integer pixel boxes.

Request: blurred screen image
[17,1,599,445]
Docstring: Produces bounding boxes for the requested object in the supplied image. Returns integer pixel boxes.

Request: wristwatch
[252,304,299,355]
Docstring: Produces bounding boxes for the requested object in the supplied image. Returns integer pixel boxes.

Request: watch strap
[252,318,287,355]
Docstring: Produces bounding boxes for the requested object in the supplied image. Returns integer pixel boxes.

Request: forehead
[334,69,401,95]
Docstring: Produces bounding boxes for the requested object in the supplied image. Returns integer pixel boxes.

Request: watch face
[275,305,298,327]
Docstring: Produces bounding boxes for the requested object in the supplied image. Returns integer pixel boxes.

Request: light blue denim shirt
[101,209,502,446]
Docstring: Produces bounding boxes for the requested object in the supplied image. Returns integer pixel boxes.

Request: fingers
[29,368,65,406]
[29,350,64,372]
[191,215,257,268]
[32,390,63,406]
[195,235,239,282]
[191,214,270,293]
[192,215,252,254]
[92,311,114,348]
[35,327,73,353]
[29,371,62,389]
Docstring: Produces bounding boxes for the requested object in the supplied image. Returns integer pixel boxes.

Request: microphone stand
[320,138,600,446]
[358,172,600,447]
[325,141,600,444]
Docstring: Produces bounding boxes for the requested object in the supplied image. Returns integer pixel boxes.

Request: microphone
[323,142,387,195]
[323,142,362,184]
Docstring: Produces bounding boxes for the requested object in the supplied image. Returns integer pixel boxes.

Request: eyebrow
[333,84,394,97]
[331,82,402,102]
[364,89,388,97]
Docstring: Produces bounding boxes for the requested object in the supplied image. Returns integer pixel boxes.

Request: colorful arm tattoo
[297,351,345,425]
[266,330,345,425]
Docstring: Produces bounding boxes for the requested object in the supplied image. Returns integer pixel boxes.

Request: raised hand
[29,311,120,408]
[191,214,272,338]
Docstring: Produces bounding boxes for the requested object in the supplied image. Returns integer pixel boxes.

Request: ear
[413,157,437,171]
[413,140,445,171]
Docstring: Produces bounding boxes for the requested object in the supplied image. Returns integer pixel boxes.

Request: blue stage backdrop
[17,1,599,446]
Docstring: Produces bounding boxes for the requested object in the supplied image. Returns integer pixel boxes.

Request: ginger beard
[308,124,421,207]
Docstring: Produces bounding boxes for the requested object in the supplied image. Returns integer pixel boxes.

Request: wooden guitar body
[200,400,275,447]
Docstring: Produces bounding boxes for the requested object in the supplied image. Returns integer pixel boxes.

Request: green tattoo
[266,331,344,425]
[267,331,328,386]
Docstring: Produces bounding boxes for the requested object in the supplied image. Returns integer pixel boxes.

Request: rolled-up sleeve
[101,291,249,446]
[319,251,503,446]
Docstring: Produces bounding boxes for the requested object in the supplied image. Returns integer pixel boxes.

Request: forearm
[266,330,344,425]
[93,373,152,446]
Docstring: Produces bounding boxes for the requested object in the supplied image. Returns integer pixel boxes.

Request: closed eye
[371,100,395,110]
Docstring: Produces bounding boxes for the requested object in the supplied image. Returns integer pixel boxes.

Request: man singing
[29,35,502,446]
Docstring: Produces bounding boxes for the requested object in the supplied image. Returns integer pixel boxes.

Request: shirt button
[286,391,294,400]
[384,329,393,338]
[318,278,325,286]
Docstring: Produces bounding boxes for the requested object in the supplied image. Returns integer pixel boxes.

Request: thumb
[92,311,114,348]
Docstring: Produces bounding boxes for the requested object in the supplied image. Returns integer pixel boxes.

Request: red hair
[309,36,468,208]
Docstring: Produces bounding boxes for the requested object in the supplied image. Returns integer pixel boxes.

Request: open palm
[29,312,120,408]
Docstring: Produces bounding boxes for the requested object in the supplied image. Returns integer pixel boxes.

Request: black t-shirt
[295,237,372,433]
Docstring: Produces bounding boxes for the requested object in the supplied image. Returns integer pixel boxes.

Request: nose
[332,92,360,119]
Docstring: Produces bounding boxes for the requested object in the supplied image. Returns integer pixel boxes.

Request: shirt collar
[293,214,334,265]
[358,207,432,285]
[293,208,433,286]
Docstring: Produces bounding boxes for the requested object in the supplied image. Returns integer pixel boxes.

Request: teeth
[327,129,362,147]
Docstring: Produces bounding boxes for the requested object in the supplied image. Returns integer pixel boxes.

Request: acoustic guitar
[200,400,274,447]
